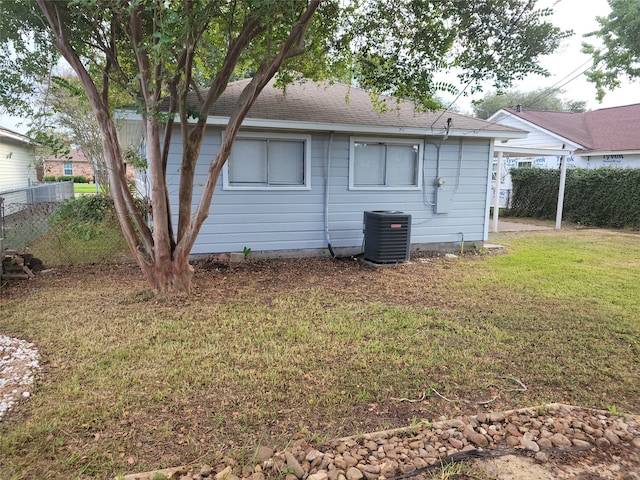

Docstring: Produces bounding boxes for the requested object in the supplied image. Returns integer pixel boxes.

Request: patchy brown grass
[0,228,639,479]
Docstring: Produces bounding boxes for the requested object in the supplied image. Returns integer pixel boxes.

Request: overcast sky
[450,0,640,114]
[2,0,638,131]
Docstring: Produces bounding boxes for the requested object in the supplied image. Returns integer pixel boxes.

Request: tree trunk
[139,252,194,295]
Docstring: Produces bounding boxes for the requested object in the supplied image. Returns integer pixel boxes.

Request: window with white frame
[63,162,73,176]
[223,133,311,190]
[349,137,422,189]
[517,160,533,168]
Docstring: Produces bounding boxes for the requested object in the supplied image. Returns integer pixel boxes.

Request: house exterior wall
[165,126,492,256]
[0,136,37,193]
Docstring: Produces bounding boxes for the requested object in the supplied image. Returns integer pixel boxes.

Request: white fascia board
[205,116,527,139]
[486,109,509,122]
[579,149,640,157]
[0,129,34,146]
[494,145,573,158]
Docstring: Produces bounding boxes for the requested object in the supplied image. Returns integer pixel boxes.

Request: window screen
[352,141,419,187]
[228,137,306,188]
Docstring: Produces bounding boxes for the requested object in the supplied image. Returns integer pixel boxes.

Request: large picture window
[223,133,311,190]
[349,137,422,190]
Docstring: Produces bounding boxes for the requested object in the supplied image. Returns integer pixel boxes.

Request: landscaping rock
[119,404,640,480]
[345,467,363,480]
[285,452,305,479]
[257,447,274,464]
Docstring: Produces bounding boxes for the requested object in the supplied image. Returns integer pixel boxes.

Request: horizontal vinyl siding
[164,128,492,254]
[0,141,37,192]
[496,116,574,149]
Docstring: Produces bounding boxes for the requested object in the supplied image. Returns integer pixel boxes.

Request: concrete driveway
[496,220,554,232]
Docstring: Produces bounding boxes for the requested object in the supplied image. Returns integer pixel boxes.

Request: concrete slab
[497,220,553,232]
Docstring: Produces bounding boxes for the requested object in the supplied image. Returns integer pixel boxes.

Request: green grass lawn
[0,228,638,478]
[73,183,99,194]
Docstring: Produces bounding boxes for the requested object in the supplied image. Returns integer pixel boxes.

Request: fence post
[555,155,567,230]
[0,196,4,240]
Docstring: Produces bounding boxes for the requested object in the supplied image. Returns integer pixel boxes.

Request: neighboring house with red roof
[125,79,526,258]
[487,104,640,206]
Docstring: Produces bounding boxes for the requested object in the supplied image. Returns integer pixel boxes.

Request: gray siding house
[136,79,524,257]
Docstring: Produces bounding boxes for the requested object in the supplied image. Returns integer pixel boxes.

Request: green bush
[50,194,147,240]
[43,175,57,182]
[506,167,640,229]
[54,175,88,183]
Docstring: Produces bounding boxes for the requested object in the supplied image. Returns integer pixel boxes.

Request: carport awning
[491,145,573,232]
[493,145,572,157]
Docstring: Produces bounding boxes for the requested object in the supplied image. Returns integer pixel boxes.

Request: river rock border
[120,403,640,480]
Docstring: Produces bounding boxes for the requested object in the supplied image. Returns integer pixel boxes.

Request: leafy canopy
[583,0,640,101]
[0,1,570,116]
[473,89,587,119]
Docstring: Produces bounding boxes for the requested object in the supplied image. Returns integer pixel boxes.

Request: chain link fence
[1,183,133,267]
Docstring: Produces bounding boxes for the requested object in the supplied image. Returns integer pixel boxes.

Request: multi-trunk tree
[0,0,568,294]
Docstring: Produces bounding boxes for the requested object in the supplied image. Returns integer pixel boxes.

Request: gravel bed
[0,334,40,418]
[122,404,640,480]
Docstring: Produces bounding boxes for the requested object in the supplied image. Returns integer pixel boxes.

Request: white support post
[556,155,567,230]
[492,151,503,233]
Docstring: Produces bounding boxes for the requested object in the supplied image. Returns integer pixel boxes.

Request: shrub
[50,194,147,239]
[73,175,89,183]
[506,167,640,229]
[56,175,74,182]
[43,175,57,182]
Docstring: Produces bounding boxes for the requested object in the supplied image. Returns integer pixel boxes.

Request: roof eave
[494,145,574,157]
[577,149,640,156]
[0,129,34,146]
[117,110,527,139]
[204,116,527,139]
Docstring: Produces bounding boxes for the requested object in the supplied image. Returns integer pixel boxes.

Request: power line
[526,56,594,109]
[430,0,539,128]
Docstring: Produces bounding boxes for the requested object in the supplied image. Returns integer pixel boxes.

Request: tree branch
[175,0,322,258]
[36,0,154,262]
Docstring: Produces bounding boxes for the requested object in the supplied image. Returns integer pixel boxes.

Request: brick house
[45,149,135,183]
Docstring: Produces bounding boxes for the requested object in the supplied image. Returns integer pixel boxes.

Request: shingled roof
[502,104,640,154]
[178,78,522,138]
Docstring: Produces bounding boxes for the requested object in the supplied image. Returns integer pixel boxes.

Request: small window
[223,133,311,190]
[491,161,498,181]
[349,137,422,190]
[517,160,532,168]
[63,162,73,176]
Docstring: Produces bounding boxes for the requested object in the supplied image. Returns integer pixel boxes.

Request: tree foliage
[349,0,570,108]
[0,0,570,294]
[473,89,587,119]
[583,0,640,101]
